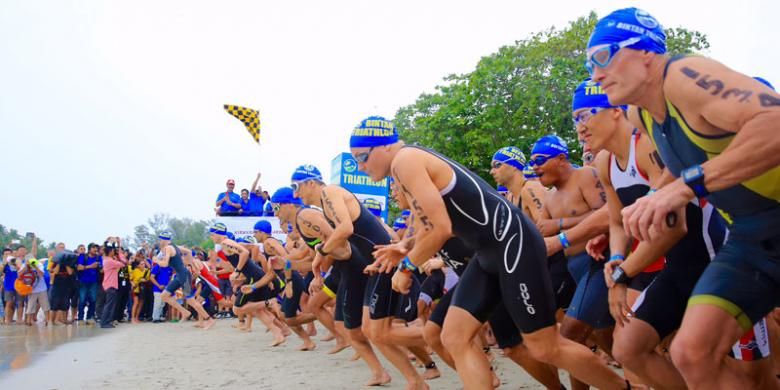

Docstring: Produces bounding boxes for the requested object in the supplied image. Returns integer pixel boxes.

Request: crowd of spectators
[0,236,235,328]
[215,173,273,216]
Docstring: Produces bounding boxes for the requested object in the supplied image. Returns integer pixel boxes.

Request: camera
[52,250,79,268]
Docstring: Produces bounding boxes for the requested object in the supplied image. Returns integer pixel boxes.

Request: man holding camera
[24,257,49,326]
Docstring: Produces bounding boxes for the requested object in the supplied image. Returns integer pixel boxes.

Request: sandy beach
[0,319,560,390]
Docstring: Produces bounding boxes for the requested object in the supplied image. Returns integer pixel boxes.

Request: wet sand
[0,320,559,389]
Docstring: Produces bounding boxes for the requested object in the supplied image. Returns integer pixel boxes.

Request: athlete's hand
[372,242,408,274]
[608,283,633,327]
[240,285,254,294]
[420,258,444,275]
[603,259,622,289]
[391,270,413,294]
[363,262,380,276]
[536,219,561,237]
[309,276,323,295]
[586,234,608,261]
[622,179,692,242]
[543,236,562,257]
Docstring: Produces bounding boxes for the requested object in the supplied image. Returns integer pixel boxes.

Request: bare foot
[321,332,336,342]
[298,341,316,351]
[270,335,287,347]
[491,368,500,388]
[365,371,391,387]
[181,312,192,322]
[193,322,203,328]
[403,380,429,390]
[281,327,292,337]
[422,367,440,380]
[202,318,216,330]
[306,324,317,337]
[349,352,361,361]
[327,342,350,354]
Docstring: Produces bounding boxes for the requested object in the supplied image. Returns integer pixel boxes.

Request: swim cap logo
[635,9,658,29]
[344,158,357,173]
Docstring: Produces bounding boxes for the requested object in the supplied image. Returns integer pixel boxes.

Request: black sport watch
[610,266,631,286]
[681,164,709,198]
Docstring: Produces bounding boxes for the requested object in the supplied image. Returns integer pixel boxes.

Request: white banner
[215,216,288,243]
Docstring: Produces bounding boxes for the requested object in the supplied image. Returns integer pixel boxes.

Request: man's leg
[100,288,117,327]
[152,292,163,321]
[78,283,88,321]
[86,283,97,322]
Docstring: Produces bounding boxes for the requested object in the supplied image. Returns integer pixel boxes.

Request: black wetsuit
[228,252,273,306]
[407,146,555,334]
[322,190,418,322]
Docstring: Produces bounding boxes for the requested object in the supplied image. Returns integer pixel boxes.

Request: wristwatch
[610,266,631,286]
[681,165,709,198]
[315,244,329,256]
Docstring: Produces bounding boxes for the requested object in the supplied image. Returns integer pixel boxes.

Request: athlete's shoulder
[593,150,612,185]
[663,56,736,103]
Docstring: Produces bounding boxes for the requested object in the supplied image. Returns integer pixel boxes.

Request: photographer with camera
[2,248,24,324]
[50,244,78,325]
[99,237,128,329]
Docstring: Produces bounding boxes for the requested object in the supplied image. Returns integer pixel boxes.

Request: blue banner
[331,152,390,222]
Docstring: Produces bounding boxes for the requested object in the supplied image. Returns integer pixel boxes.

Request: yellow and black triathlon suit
[639,55,780,331]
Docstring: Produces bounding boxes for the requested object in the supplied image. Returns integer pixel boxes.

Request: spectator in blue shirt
[76,243,101,323]
[239,189,251,215]
[246,172,266,216]
[150,261,174,323]
[215,179,242,216]
[262,196,275,216]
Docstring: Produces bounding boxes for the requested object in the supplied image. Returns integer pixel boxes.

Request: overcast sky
[1,0,776,247]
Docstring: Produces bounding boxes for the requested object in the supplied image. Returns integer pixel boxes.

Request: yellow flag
[223,104,260,144]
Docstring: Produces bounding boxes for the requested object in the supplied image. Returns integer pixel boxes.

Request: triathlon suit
[164,245,193,299]
[197,265,223,302]
[406,146,556,335]
[322,190,418,322]
[265,238,307,316]
[609,129,666,291]
[637,55,778,357]
[299,207,368,329]
[227,252,273,307]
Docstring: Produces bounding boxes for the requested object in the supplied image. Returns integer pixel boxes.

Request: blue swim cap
[523,165,538,179]
[291,164,323,183]
[401,209,411,218]
[362,198,383,217]
[226,232,235,241]
[754,76,775,91]
[496,185,508,194]
[209,223,228,236]
[254,220,272,235]
[588,8,666,54]
[158,231,172,241]
[492,146,526,171]
[271,187,303,205]
[531,135,569,159]
[349,116,399,148]
[572,78,626,112]
[392,217,407,231]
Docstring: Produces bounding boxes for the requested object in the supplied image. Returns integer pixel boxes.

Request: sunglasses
[354,147,375,164]
[573,107,606,126]
[272,203,280,212]
[583,152,594,165]
[491,160,504,169]
[585,37,641,75]
[291,181,302,192]
[528,154,556,167]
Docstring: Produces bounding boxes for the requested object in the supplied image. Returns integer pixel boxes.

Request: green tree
[131,214,213,250]
[394,12,709,183]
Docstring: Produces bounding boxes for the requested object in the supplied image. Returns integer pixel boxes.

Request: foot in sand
[349,352,361,361]
[321,332,336,342]
[365,371,391,387]
[270,335,286,347]
[327,342,350,354]
[422,367,440,380]
[202,318,216,330]
[297,341,316,351]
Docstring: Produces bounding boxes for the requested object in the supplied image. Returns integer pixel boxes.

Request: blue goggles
[573,107,606,126]
[528,154,558,167]
[354,147,375,164]
[585,36,641,75]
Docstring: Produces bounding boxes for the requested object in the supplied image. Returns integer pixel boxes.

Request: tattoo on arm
[681,66,775,105]
[528,189,542,210]
[321,191,341,224]
[649,151,666,170]
[394,168,434,232]
[299,217,321,233]
[591,168,607,204]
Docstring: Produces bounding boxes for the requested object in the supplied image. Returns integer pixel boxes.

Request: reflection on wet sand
[0,323,102,374]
